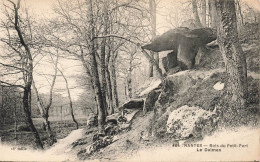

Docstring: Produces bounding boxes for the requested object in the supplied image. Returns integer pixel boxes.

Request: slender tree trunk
[109,0,119,110]
[127,53,133,99]
[208,0,212,26]
[111,51,119,108]
[127,72,132,99]
[32,54,58,146]
[14,94,17,144]
[100,0,109,116]
[80,56,99,115]
[209,0,217,28]
[43,111,56,145]
[106,49,114,115]
[106,4,116,115]
[104,2,114,115]
[214,0,248,125]
[235,0,244,34]
[148,0,158,77]
[89,0,106,134]
[101,41,108,116]
[148,52,154,77]
[33,82,56,146]
[106,67,114,115]
[44,117,56,145]
[59,69,79,129]
[201,0,206,26]
[192,0,202,27]
[124,81,128,99]
[28,85,32,114]
[141,48,163,80]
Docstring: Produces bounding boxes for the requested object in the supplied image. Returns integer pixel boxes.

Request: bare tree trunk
[235,0,244,34]
[79,55,99,115]
[32,54,58,146]
[192,0,202,27]
[208,0,217,28]
[201,0,206,26]
[89,0,106,134]
[111,51,119,108]
[127,53,134,99]
[59,69,79,129]
[105,2,114,115]
[32,82,56,146]
[44,55,58,145]
[100,0,110,116]
[214,0,248,125]
[23,87,43,149]
[14,94,17,144]
[109,0,119,110]
[127,72,132,99]
[106,48,114,115]
[106,67,114,115]
[148,0,158,77]
[9,0,43,149]
[101,41,108,116]
[2,89,6,125]
[141,48,163,80]
[148,52,154,77]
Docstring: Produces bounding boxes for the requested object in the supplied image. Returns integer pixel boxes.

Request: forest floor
[67,111,259,161]
[1,111,259,161]
[0,117,87,148]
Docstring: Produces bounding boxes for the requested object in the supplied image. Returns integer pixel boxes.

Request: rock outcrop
[136,77,162,97]
[150,69,227,137]
[162,51,178,73]
[143,89,161,113]
[120,99,144,110]
[167,105,219,139]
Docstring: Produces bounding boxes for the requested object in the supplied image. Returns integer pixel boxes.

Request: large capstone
[142,27,217,70]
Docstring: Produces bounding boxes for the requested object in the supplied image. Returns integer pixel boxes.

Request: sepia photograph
[0,0,259,161]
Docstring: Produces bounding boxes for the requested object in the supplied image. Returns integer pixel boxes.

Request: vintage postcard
[0,0,259,161]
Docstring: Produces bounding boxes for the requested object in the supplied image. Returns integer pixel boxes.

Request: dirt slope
[71,111,154,160]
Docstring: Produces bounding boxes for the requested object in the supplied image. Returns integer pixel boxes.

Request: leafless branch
[0,80,24,88]
[0,62,27,72]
